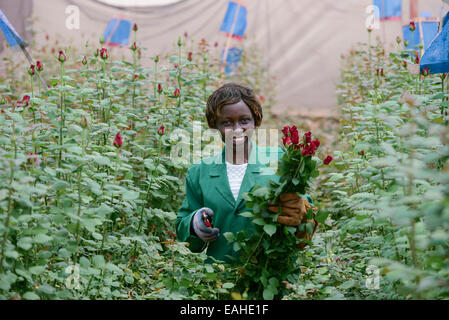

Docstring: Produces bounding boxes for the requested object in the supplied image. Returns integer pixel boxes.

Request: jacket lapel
[209,149,236,208]
[208,140,262,211]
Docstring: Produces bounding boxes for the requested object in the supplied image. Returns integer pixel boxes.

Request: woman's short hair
[206,83,263,129]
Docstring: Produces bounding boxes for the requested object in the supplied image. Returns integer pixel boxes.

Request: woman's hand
[191,208,220,242]
[268,193,310,226]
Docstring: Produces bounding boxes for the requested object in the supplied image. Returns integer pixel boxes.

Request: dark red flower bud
[36,61,43,72]
[174,88,180,98]
[187,51,193,62]
[133,23,138,32]
[58,50,66,63]
[100,48,108,60]
[157,125,165,136]
[323,155,333,165]
[113,132,123,148]
[130,42,137,52]
[80,115,88,129]
[27,152,39,165]
[157,83,163,94]
[409,21,416,32]
[19,95,30,107]
[28,64,35,76]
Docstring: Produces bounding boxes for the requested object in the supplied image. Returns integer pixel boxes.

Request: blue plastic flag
[219,1,247,40]
[373,0,402,21]
[403,21,439,52]
[420,13,449,75]
[0,9,25,48]
[222,47,243,74]
[103,18,132,47]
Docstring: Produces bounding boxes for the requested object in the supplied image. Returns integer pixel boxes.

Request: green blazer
[175,140,313,263]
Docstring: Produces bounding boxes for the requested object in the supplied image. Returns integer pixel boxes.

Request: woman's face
[215,100,256,147]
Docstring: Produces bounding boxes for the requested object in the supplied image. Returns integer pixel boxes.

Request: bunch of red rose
[281,126,331,163]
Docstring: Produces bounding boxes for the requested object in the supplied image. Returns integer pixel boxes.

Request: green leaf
[315,210,329,224]
[253,187,269,198]
[239,211,253,218]
[33,233,53,244]
[263,287,275,300]
[223,232,235,243]
[29,265,46,275]
[50,180,70,192]
[17,237,33,250]
[23,292,40,300]
[222,282,234,289]
[263,224,277,237]
[305,222,315,235]
[253,218,266,226]
[92,255,105,268]
[306,208,314,220]
[5,250,19,259]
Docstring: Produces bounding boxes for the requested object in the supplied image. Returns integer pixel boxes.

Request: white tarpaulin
[0,0,447,117]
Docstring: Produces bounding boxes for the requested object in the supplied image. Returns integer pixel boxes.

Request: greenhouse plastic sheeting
[0,0,446,117]
[373,0,402,21]
[103,18,132,46]
[420,14,449,75]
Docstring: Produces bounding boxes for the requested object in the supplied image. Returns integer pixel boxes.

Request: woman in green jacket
[175,83,316,263]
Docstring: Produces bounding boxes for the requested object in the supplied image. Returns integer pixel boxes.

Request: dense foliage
[0,27,448,300]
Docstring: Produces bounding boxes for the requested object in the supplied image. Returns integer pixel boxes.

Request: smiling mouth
[232,136,248,144]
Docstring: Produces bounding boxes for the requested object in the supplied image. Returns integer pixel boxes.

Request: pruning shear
[202,211,213,228]
[201,211,214,251]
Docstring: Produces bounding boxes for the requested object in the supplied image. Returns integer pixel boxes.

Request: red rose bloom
[282,136,292,147]
[304,131,312,144]
[290,130,300,145]
[323,155,333,165]
[281,126,290,136]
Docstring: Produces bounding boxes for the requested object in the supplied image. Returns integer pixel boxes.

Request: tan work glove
[268,193,308,226]
[295,199,318,250]
[268,193,318,249]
